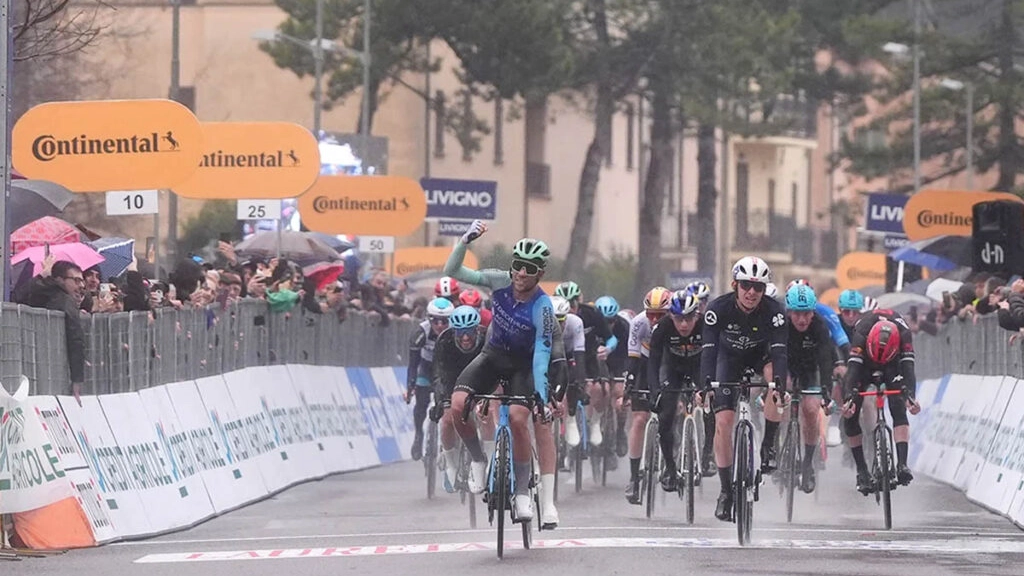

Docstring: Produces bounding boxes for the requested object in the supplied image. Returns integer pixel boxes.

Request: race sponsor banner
[948,375,1003,491]
[965,377,1020,515]
[66,468,117,544]
[347,367,401,464]
[221,368,290,493]
[1000,381,1024,525]
[288,365,359,474]
[0,378,77,513]
[257,365,327,482]
[59,394,153,538]
[372,367,416,457]
[333,368,380,469]
[167,379,268,514]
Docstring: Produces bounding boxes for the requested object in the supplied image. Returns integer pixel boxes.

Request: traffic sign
[358,236,395,254]
[237,200,281,221]
[105,190,159,215]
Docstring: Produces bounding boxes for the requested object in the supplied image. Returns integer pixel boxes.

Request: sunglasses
[510,259,543,276]
[430,317,449,325]
[738,280,766,293]
[454,327,478,339]
[646,311,667,323]
[671,312,698,323]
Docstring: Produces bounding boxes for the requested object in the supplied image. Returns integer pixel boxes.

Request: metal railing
[0,300,414,397]
[913,315,1024,380]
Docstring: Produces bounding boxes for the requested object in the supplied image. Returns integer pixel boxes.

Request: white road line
[115,524,1023,547]
[133,536,1024,563]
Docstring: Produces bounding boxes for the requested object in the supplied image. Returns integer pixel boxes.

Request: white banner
[289,365,359,473]
[329,367,379,470]
[66,468,118,543]
[258,365,326,483]
[165,377,268,510]
[371,367,417,459]
[0,378,77,513]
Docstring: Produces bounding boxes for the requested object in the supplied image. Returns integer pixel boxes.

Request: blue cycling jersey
[816,303,849,348]
[487,285,555,402]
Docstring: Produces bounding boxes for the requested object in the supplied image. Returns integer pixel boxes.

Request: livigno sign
[173,122,320,199]
[13,99,203,192]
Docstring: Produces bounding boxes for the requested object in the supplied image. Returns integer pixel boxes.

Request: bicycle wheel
[574,410,586,493]
[494,429,511,559]
[643,416,660,519]
[734,421,752,546]
[876,424,893,530]
[553,417,563,503]
[674,409,686,502]
[783,419,799,524]
[425,420,438,499]
[682,415,697,524]
[601,409,615,487]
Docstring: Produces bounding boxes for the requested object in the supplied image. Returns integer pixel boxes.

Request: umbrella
[899,278,931,297]
[889,235,972,271]
[88,237,135,281]
[302,261,345,291]
[11,216,81,254]
[10,180,75,231]
[924,278,964,302]
[12,242,105,276]
[875,291,933,314]
[234,231,340,267]
[308,232,356,252]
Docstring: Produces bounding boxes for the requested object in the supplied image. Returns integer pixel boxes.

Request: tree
[12,0,109,62]
[180,201,239,258]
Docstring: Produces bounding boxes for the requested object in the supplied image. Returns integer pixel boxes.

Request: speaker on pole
[971,200,1024,276]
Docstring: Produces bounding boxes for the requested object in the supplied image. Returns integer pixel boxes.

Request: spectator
[997,279,1024,335]
[169,259,205,302]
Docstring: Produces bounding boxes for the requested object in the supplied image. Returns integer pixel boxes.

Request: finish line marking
[134,537,1024,563]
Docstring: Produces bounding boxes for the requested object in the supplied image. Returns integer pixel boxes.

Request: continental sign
[390,247,479,278]
[299,176,426,236]
[835,252,886,291]
[173,122,320,199]
[12,99,203,192]
[903,189,1022,241]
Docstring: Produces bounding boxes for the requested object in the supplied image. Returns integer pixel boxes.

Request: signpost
[106,190,160,216]
[421,178,497,221]
[237,200,282,221]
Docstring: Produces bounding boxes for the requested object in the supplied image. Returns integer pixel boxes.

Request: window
[494,99,504,166]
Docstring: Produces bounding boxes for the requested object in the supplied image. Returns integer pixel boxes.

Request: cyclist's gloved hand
[841,395,857,418]
[650,392,662,413]
[905,394,921,415]
[461,220,487,245]
[429,403,444,423]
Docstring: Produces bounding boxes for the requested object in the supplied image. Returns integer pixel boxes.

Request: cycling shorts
[628,362,650,412]
[453,346,535,407]
[711,346,770,414]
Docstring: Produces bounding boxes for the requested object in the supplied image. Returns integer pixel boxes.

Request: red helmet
[435,276,461,298]
[459,288,483,308]
[866,320,901,364]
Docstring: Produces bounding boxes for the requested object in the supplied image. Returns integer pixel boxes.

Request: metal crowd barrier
[911,315,1024,380]
[0,300,415,396]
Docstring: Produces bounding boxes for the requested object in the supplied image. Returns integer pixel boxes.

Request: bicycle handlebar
[857,389,904,397]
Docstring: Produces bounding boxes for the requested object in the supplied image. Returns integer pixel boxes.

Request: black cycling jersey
[578,303,613,353]
[605,315,631,376]
[844,309,916,398]
[840,319,855,343]
[647,314,704,393]
[431,326,487,400]
[407,321,441,389]
[787,313,835,398]
[699,292,788,387]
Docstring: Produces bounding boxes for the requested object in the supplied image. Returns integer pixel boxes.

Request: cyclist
[788,279,850,363]
[623,286,672,503]
[444,220,560,525]
[555,281,616,448]
[842,310,921,495]
[406,297,455,460]
[554,295,588,450]
[765,283,779,300]
[685,281,712,314]
[596,295,631,461]
[683,282,717,475]
[783,284,835,494]
[647,292,705,493]
[435,276,462,304]
[432,305,488,491]
[459,288,492,327]
[701,256,788,522]
[834,289,877,456]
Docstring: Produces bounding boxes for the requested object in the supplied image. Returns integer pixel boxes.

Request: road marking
[116,524,1022,546]
[134,536,1024,563]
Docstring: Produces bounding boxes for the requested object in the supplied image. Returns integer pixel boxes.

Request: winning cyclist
[842,309,921,495]
[701,256,788,522]
[647,292,704,493]
[623,286,672,503]
[596,295,632,461]
[783,284,835,494]
[444,220,561,525]
[406,297,454,460]
[432,305,488,491]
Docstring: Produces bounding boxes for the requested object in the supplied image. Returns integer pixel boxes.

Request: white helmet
[765,282,778,299]
[551,295,571,318]
[732,256,772,284]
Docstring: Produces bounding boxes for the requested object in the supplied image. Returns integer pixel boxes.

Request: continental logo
[32,131,179,162]
[199,149,302,168]
[846,268,885,281]
[312,195,412,213]
[396,262,442,276]
[916,210,971,228]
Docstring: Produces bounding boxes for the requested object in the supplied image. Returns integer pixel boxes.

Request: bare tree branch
[12,0,113,62]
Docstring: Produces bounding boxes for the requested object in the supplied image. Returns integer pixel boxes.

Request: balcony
[734,94,817,141]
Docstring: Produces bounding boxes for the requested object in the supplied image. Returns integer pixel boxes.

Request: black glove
[429,402,445,423]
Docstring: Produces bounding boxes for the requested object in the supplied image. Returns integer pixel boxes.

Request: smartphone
[219,232,232,244]
[152,289,164,304]
[99,283,112,296]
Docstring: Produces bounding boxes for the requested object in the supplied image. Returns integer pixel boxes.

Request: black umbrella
[10,180,75,231]
[308,232,356,252]
[234,231,341,267]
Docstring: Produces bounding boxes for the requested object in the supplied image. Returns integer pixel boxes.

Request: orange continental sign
[299,175,427,236]
[391,247,479,278]
[539,281,563,296]
[903,189,1022,240]
[12,99,203,192]
[835,252,886,290]
[173,122,320,199]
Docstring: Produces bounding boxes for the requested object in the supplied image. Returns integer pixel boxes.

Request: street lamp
[940,78,975,189]
[883,36,921,196]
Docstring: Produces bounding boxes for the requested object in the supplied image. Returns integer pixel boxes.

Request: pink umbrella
[12,242,105,276]
[303,261,345,291]
[11,216,82,254]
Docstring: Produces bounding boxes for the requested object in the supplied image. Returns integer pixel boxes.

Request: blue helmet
[670,293,700,316]
[785,284,817,312]
[838,289,865,311]
[449,305,481,330]
[595,296,620,318]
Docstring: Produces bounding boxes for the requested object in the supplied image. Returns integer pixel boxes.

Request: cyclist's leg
[842,391,872,492]
[533,416,560,525]
[452,351,499,463]
[796,374,823,492]
[507,363,538,519]
[627,363,650,489]
[585,354,606,445]
[712,353,740,520]
[657,386,682,490]
[611,369,628,455]
[412,382,432,460]
[886,364,913,484]
[759,354,783,471]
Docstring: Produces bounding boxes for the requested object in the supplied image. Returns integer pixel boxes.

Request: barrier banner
[966,377,1021,515]
[257,365,326,482]
[166,379,267,514]
[376,367,416,457]
[66,469,117,544]
[950,375,1007,491]
[1001,381,1024,526]
[221,368,290,493]
[347,368,401,464]
[59,394,153,538]
[332,368,379,469]
[193,375,272,503]
[288,365,359,474]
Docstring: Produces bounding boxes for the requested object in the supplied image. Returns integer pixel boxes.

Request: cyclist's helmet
[786,278,812,292]
[685,281,712,301]
[838,289,865,311]
[459,288,483,308]
[551,295,572,319]
[862,296,879,313]
[866,320,901,364]
[427,297,455,318]
[449,305,481,330]
[435,276,461,298]
[644,286,673,311]
[732,256,772,284]
[785,284,817,312]
[512,238,550,266]
[670,292,701,316]
[765,282,779,299]
[555,281,582,301]
[595,296,620,318]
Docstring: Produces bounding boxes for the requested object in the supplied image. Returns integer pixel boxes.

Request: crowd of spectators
[897,271,1024,342]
